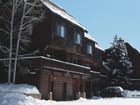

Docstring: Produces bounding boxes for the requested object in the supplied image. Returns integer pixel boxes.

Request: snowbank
[0,83,39,94]
[124,90,140,98]
[0,93,140,105]
[0,93,48,105]
[0,83,140,105]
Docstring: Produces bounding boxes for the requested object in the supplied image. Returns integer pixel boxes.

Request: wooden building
[125,43,140,89]
[27,0,104,100]
[0,0,104,100]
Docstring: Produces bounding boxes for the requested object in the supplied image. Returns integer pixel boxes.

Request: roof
[84,32,97,43]
[95,43,104,51]
[84,32,104,51]
[41,0,87,31]
[0,56,90,69]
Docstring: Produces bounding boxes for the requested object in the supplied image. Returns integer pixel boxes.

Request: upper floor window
[87,43,93,54]
[56,23,65,38]
[74,32,82,45]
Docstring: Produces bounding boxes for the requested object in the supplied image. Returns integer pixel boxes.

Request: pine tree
[103,35,133,86]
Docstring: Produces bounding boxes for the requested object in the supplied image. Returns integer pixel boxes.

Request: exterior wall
[94,48,103,62]
[17,57,89,101]
[30,6,103,73]
[83,37,103,72]
[93,48,104,72]
[39,69,86,100]
[31,10,86,64]
[50,75,73,100]
[125,43,140,78]
[39,74,49,99]
[49,14,85,64]
[31,10,53,51]
[51,14,84,53]
[83,38,95,67]
[125,43,140,88]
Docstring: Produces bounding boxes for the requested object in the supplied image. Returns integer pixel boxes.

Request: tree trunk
[13,0,26,83]
[8,0,16,84]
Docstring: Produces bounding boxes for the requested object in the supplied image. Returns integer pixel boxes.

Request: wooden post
[76,92,81,99]
[49,92,53,100]
[82,92,86,98]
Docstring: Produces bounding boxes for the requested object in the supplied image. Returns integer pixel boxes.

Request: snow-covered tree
[0,0,44,83]
[102,35,133,85]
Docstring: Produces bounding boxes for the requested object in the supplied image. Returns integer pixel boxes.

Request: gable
[41,0,86,31]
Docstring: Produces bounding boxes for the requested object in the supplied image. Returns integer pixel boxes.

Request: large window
[74,32,82,44]
[56,23,65,38]
[87,44,93,54]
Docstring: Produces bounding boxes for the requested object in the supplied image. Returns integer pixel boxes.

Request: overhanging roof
[84,32,97,43]
[41,0,87,31]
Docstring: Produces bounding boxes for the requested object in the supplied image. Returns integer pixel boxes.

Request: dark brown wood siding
[126,43,140,78]
[31,10,53,51]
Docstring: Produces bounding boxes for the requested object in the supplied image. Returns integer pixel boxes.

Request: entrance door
[51,81,55,99]
[63,82,67,100]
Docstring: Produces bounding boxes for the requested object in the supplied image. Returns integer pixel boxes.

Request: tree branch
[0,28,10,35]
[0,45,9,53]
[24,0,42,16]
[14,0,23,11]
[0,17,10,24]
[4,24,11,32]
[2,3,12,13]
[22,18,37,29]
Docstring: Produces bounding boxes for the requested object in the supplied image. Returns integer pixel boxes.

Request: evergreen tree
[103,35,133,86]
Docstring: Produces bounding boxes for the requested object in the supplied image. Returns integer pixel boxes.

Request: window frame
[86,43,93,55]
[56,22,66,38]
[74,31,82,45]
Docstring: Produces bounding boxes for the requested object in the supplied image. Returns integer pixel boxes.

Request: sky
[52,0,140,51]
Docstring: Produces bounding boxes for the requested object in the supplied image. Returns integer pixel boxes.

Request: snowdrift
[0,83,140,105]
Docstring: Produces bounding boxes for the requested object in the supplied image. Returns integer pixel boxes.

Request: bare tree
[0,0,15,84]
[0,0,44,83]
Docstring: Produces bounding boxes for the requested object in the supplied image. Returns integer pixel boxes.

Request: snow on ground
[0,83,39,94]
[124,90,140,98]
[0,83,140,105]
[0,94,140,105]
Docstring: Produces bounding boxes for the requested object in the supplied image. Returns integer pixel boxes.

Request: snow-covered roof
[95,43,104,51]
[41,56,90,70]
[84,32,97,42]
[41,0,86,31]
[0,56,90,69]
[84,32,104,51]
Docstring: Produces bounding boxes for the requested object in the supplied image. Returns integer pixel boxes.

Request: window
[74,32,82,44]
[56,23,65,38]
[87,44,93,54]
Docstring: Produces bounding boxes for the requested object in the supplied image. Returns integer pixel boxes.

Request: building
[125,43,140,89]
[0,0,104,100]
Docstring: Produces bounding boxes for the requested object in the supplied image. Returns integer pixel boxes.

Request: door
[63,82,67,100]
